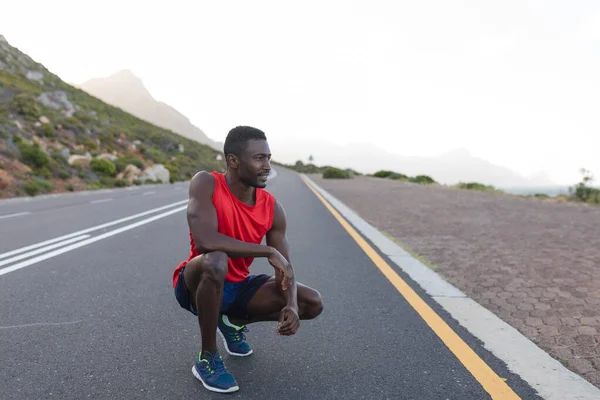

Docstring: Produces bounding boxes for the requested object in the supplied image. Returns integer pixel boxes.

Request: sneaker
[217,314,253,357]
[192,351,239,393]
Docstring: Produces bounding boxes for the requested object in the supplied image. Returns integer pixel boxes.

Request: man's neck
[225,172,256,206]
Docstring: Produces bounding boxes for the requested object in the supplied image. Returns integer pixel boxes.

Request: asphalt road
[0,168,541,399]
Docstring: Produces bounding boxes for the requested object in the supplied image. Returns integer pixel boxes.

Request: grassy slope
[0,36,224,198]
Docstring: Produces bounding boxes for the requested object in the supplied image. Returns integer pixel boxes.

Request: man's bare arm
[187,171,273,259]
[266,200,298,310]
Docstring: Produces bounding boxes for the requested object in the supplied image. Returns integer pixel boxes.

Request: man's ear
[226,153,239,169]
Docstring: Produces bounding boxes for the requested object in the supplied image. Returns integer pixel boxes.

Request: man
[172,126,324,394]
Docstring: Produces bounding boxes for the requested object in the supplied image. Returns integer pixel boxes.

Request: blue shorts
[174,266,271,319]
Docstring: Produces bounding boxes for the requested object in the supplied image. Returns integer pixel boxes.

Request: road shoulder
[301,173,600,400]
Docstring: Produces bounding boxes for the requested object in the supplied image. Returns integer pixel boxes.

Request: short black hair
[223,126,267,156]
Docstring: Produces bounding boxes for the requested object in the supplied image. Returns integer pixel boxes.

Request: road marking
[0,211,31,220]
[90,198,113,204]
[300,175,520,400]
[0,320,85,329]
[0,200,187,260]
[0,205,187,277]
[142,191,155,196]
[0,235,91,268]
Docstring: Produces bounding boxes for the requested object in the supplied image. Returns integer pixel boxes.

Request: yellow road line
[300,175,520,400]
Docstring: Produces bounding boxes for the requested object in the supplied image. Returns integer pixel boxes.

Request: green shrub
[569,168,600,205]
[22,177,53,196]
[56,169,71,180]
[287,161,325,174]
[87,180,103,190]
[18,141,49,170]
[457,182,496,191]
[141,146,168,164]
[389,172,409,181]
[115,156,144,173]
[114,179,128,187]
[373,170,394,178]
[99,176,116,187]
[9,93,41,121]
[66,184,74,191]
[78,169,89,180]
[58,116,84,130]
[90,158,116,176]
[133,179,142,186]
[35,177,53,191]
[76,135,98,150]
[23,180,40,196]
[165,163,180,183]
[323,167,351,179]
[410,175,436,184]
[38,123,55,138]
[38,166,52,180]
[575,186,600,204]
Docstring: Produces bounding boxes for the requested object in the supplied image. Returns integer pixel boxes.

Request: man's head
[223,126,272,188]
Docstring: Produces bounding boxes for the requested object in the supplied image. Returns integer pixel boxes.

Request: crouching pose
[172,126,324,393]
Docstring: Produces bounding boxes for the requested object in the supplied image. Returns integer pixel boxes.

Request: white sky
[2,0,600,185]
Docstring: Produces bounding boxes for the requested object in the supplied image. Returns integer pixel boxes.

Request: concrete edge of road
[0,181,190,206]
[300,173,600,400]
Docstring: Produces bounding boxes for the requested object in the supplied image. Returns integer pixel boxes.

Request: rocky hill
[77,70,223,151]
[0,35,224,198]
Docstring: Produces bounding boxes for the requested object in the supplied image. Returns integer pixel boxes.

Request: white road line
[90,198,113,204]
[0,320,85,329]
[142,191,155,196]
[0,199,187,260]
[0,235,91,268]
[0,205,187,277]
[0,211,31,220]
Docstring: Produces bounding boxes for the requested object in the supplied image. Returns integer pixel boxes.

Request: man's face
[238,139,272,188]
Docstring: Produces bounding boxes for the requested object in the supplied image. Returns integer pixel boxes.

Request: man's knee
[301,289,324,320]
[200,251,228,282]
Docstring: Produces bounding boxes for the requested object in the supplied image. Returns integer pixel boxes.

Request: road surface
[0,168,541,399]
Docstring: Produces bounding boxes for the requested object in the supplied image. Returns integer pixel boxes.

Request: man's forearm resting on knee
[192,228,273,259]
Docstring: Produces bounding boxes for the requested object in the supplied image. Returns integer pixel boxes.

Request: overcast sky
[2,0,599,185]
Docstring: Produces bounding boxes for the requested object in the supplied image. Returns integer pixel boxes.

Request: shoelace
[226,326,249,343]
[203,355,227,376]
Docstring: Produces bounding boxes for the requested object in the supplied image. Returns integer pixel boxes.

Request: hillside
[0,35,224,198]
[77,70,223,151]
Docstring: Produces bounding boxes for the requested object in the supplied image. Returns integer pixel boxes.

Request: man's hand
[277,305,300,336]
[267,247,293,291]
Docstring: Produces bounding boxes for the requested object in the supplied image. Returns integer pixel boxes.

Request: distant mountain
[77,70,222,151]
[268,138,556,188]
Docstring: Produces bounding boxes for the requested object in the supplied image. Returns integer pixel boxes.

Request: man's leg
[230,276,324,326]
[216,275,323,357]
[183,251,228,358]
[182,251,239,393]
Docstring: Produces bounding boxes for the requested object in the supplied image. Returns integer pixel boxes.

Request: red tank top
[172,171,275,287]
